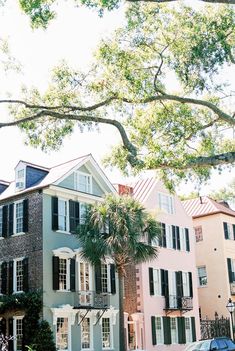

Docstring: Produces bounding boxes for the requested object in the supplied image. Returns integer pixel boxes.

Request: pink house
[121,178,200,351]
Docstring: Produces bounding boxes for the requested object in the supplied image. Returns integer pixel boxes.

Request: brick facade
[0,190,43,292]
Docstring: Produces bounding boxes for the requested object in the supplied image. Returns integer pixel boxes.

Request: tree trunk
[118,270,127,351]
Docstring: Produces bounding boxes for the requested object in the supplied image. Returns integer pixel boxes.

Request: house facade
[0,154,119,351]
[120,179,200,351]
[182,196,235,320]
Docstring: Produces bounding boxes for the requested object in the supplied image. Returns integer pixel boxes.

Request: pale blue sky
[0,0,234,196]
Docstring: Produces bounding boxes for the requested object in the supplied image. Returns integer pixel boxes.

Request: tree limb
[127,0,235,4]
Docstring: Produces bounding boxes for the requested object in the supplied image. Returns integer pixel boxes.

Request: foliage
[77,194,160,273]
[0,292,56,351]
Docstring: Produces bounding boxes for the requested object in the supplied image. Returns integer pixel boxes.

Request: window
[155,317,163,344]
[59,258,68,291]
[197,266,207,287]
[185,317,192,343]
[15,168,25,190]
[170,318,178,344]
[102,318,112,349]
[15,201,24,234]
[182,272,190,297]
[75,172,92,193]
[58,199,69,232]
[81,318,91,349]
[80,203,88,225]
[168,271,177,308]
[180,227,186,251]
[56,317,68,351]
[194,226,203,242]
[13,316,24,351]
[153,269,161,296]
[166,225,173,249]
[0,207,2,237]
[224,222,235,240]
[101,263,109,293]
[157,193,174,214]
[79,261,91,304]
[14,258,24,293]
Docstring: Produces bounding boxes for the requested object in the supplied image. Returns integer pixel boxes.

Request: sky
[0,0,234,196]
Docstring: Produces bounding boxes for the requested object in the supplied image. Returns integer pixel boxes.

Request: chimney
[114,184,134,196]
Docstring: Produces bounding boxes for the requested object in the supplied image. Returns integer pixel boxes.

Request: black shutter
[162,223,166,248]
[163,317,171,345]
[177,317,186,344]
[8,260,14,295]
[224,222,229,239]
[161,269,165,296]
[110,264,116,294]
[8,203,14,236]
[158,222,162,247]
[176,271,183,308]
[70,258,76,292]
[149,267,154,295]
[52,256,59,290]
[8,317,14,351]
[176,226,181,250]
[69,200,80,234]
[1,261,7,294]
[23,257,29,292]
[172,225,176,249]
[185,228,190,252]
[151,316,157,345]
[189,272,193,297]
[23,199,28,233]
[51,197,59,231]
[191,317,196,342]
[0,317,6,335]
[233,224,235,240]
[95,264,102,294]
[227,258,233,283]
[2,205,8,238]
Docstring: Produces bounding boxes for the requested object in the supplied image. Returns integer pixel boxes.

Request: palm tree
[77,194,161,351]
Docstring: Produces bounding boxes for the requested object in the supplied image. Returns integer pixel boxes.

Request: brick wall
[124,263,138,315]
[0,190,43,291]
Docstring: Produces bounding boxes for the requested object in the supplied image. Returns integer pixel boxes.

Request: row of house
[0,154,234,351]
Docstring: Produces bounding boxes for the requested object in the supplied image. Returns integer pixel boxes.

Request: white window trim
[51,305,77,351]
[15,165,26,191]
[170,317,178,344]
[75,171,92,194]
[81,316,94,351]
[57,198,70,234]
[185,317,192,343]
[157,192,174,215]
[53,248,75,292]
[182,271,190,297]
[153,269,161,296]
[13,257,25,294]
[13,200,25,236]
[13,315,24,351]
[155,316,164,345]
[78,260,93,292]
[197,266,207,288]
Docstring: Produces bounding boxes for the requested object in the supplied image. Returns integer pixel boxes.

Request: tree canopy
[0,2,235,189]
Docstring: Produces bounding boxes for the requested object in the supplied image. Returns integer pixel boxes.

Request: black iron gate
[200,313,231,340]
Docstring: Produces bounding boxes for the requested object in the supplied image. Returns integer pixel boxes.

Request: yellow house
[182,196,235,320]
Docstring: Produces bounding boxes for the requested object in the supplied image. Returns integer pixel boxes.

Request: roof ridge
[51,153,91,169]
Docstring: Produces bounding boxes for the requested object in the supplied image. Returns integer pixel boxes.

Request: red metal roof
[182,196,235,218]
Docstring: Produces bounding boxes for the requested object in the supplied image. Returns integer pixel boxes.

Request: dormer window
[75,171,92,193]
[15,168,25,191]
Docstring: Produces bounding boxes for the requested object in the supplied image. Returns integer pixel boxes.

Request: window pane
[158,193,174,214]
[16,202,23,233]
[56,318,68,350]
[194,226,203,242]
[81,318,90,349]
[101,264,108,293]
[59,259,67,290]
[170,318,177,344]
[16,318,23,351]
[78,174,91,193]
[156,317,163,344]
[58,200,67,231]
[197,266,207,286]
[16,260,23,292]
[102,318,111,348]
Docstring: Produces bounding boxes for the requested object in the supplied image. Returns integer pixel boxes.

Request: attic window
[16,169,25,190]
[75,172,92,193]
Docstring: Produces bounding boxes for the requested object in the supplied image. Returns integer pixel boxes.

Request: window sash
[15,202,24,234]
[153,269,161,296]
[102,318,111,349]
[182,272,190,297]
[59,258,68,291]
[155,317,163,344]
[197,266,207,286]
[75,172,92,193]
[158,193,174,214]
[170,318,178,344]
[81,318,91,349]
[58,199,69,232]
[185,318,192,343]
[56,317,69,351]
